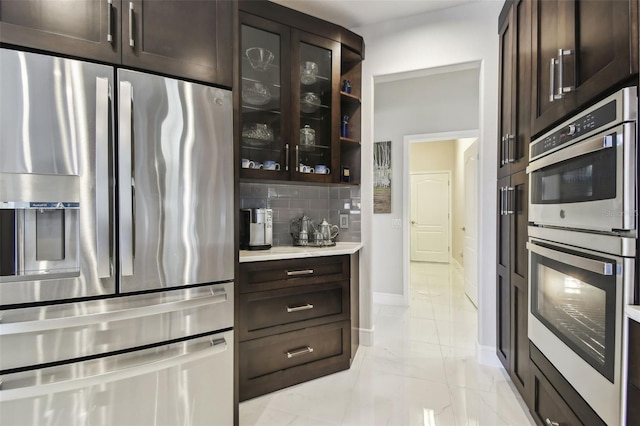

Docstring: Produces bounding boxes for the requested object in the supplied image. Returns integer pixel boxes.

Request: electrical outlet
[339,214,349,229]
[391,219,401,228]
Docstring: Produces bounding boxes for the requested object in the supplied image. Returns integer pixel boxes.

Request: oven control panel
[531,100,617,159]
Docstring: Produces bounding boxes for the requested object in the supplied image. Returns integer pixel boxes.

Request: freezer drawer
[0,283,233,371]
[0,330,233,426]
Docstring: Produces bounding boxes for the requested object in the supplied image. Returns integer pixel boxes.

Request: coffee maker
[240,208,273,250]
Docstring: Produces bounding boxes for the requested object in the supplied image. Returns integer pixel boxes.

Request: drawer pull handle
[545,419,560,426]
[286,303,314,313]
[286,346,314,359]
[287,269,314,276]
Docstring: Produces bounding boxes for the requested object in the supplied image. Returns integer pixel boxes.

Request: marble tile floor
[239,262,535,426]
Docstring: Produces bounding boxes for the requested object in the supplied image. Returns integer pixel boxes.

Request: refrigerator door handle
[119,81,134,276]
[0,288,228,335]
[96,77,112,279]
[0,336,229,402]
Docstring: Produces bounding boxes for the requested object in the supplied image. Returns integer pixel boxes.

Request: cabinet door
[122,0,231,86]
[531,0,572,135]
[238,13,291,181]
[571,0,637,110]
[291,30,340,184]
[496,176,511,369]
[497,7,514,179]
[0,0,120,63]
[511,0,532,175]
[509,170,529,396]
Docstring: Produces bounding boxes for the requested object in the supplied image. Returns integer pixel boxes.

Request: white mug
[299,164,314,173]
[241,158,254,169]
[315,165,330,174]
[263,160,280,171]
[251,162,263,169]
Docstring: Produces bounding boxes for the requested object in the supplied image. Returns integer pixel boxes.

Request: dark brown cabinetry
[0,0,232,86]
[530,344,605,426]
[496,168,529,397]
[237,1,363,185]
[531,0,638,136]
[498,0,531,179]
[0,0,121,63]
[238,254,358,401]
[627,319,640,424]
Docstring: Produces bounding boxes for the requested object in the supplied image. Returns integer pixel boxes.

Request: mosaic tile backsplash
[240,182,361,247]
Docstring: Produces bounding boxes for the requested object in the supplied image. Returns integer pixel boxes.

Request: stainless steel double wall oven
[527,86,638,426]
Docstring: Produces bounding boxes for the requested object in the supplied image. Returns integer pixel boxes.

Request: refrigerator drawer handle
[0,337,228,402]
[286,346,314,359]
[287,269,314,276]
[527,242,614,276]
[95,77,112,279]
[286,303,314,313]
[0,289,228,335]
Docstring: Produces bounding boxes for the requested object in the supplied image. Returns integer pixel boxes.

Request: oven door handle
[527,242,614,276]
[526,133,614,174]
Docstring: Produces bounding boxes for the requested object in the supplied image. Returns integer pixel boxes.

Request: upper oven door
[527,122,636,233]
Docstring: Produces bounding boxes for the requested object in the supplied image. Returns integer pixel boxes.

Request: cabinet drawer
[531,363,581,426]
[239,321,350,401]
[239,281,348,340]
[239,255,349,293]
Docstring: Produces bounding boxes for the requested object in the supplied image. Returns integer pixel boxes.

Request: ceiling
[269,0,479,29]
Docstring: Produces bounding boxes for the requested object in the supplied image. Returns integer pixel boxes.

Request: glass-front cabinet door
[291,30,340,183]
[239,14,290,180]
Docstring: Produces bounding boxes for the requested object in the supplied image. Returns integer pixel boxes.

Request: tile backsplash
[240,182,361,246]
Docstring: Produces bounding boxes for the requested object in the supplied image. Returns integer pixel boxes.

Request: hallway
[240,262,534,425]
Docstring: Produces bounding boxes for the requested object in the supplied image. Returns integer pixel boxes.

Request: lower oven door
[528,237,633,425]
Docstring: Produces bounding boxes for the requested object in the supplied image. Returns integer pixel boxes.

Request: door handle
[106,0,113,43]
[286,303,314,313]
[505,186,515,215]
[549,57,556,102]
[285,143,289,171]
[128,2,135,47]
[95,77,112,279]
[411,220,416,225]
[527,242,614,276]
[119,81,134,277]
[505,134,515,163]
[557,48,574,97]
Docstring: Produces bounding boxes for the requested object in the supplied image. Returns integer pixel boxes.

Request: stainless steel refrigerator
[0,48,234,425]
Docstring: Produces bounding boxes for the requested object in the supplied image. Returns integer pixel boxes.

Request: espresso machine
[240,208,273,250]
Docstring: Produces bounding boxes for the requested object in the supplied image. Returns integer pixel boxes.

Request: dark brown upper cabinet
[122,0,232,86]
[497,0,531,179]
[238,4,362,185]
[0,0,232,87]
[531,0,638,136]
[0,0,121,63]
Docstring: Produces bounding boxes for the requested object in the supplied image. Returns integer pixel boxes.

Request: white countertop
[626,305,640,323]
[239,242,363,262]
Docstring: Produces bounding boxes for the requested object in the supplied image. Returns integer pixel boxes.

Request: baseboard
[373,291,407,306]
[476,343,502,368]
[359,326,374,346]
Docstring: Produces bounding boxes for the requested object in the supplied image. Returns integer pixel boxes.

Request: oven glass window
[531,247,616,382]
[531,145,616,204]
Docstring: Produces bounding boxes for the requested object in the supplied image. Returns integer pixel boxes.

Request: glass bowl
[242,81,272,106]
[300,61,318,85]
[246,47,275,72]
[242,123,274,147]
[300,92,321,113]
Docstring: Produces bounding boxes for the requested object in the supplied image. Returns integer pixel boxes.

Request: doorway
[402,132,479,307]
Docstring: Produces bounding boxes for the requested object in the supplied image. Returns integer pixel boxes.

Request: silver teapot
[290,215,314,245]
[317,218,339,244]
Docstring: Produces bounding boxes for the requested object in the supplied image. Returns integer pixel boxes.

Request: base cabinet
[529,343,606,426]
[238,254,357,402]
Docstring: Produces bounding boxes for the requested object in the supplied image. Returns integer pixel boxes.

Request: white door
[463,142,479,306]
[410,172,450,263]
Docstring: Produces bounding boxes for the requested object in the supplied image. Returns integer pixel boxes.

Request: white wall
[354,1,500,351]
